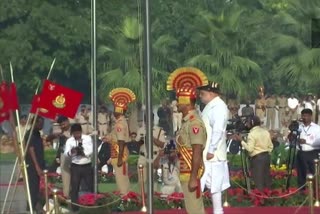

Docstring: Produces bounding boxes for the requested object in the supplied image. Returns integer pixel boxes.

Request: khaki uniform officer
[277,95,288,129]
[136,124,166,189]
[266,95,276,130]
[255,96,266,123]
[166,67,208,214]
[109,88,136,196]
[98,106,109,137]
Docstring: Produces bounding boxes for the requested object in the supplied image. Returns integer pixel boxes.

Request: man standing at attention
[167,67,208,214]
[198,81,230,214]
[108,88,136,196]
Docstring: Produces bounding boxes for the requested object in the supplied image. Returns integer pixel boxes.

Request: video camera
[164,139,176,155]
[227,116,250,155]
[289,120,300,135]
[74,140,85,157]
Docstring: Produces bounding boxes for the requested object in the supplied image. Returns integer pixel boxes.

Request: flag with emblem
[30,94,57,120]
[38,80,84,118]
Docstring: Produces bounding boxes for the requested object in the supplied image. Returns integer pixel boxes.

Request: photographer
[295,109,320,188]
[233,116,273,191]
[154,142,182,195]
[64,123,93,212]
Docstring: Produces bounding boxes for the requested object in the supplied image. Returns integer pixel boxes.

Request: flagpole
[8,62,34,214]
[2,59,54,213]
[143,0,154,213]
[91,0,98,194]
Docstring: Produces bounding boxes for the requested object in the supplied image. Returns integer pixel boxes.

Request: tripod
[285,131,301,190]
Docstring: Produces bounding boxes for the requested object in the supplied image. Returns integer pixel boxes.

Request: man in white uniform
[198,81,230,214]
[288,94,299,121]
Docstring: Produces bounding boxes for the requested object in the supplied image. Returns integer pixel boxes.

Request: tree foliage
[0,0,319,104]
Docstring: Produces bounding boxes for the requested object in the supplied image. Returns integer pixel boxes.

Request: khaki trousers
[112,159,130,195]
[60,154,71,197]
[266,108,276,130]
[278,108,285,129]
[181,182,205,214]
[98,123,108,137]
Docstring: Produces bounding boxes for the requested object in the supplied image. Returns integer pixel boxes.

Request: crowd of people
[3,70,320,214]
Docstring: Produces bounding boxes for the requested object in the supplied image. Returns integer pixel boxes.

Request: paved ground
[0,160,28,214]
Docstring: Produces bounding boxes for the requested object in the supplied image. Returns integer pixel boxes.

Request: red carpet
[121,207,320,214]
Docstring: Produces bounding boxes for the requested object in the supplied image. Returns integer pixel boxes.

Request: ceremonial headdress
[166,67,208,104]
[109,88,136,114]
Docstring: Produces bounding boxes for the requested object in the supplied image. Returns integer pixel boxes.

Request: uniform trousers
[266,108,276,130]
[60,154,71,197]
[181,181,205,214]
[70,163,93,211]
[111,159,130,195]
[98,123,108,137]
[250,152,271,191]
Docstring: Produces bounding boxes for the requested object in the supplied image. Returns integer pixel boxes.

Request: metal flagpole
[143,0,153,213]
[91,0,98,194]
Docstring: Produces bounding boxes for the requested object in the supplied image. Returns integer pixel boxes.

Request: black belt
[140,152,158,156]
[99,123,108,125]
[81,123,88,125]
[71,163,91,167]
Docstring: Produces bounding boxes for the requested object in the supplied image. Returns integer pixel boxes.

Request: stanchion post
[223,190,230,207]
[307,174,314,214]
[43,169,49,213]
[52,188,60,214]
[139,164,147,212]
[314,159,320,207]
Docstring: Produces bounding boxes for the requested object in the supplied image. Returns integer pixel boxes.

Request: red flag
[30,94,57,120]
[9,83,19,110]
[0,82,10,114]
[39,80,83,118]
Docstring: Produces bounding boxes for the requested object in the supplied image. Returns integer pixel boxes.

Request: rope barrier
[293,196,309,214]
[45,175,141,209]
[231,179,307,199]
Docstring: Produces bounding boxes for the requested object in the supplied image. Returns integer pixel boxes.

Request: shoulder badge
[192,126,200,134]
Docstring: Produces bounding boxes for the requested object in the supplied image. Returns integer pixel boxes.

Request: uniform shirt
[277,97,288,108]
[136,124,166,156]
[255,98,266,109]
[201,96,228,161]
[299,122,320,151]
[303,101,315,111]
[177,110,206,148]
[64,134,93,165]
[266,97,276,108]
[112,115,130,142]
[317,99,320,111]
[241,126,273,157]
[288,97,299,109]
[98,112,109,124]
